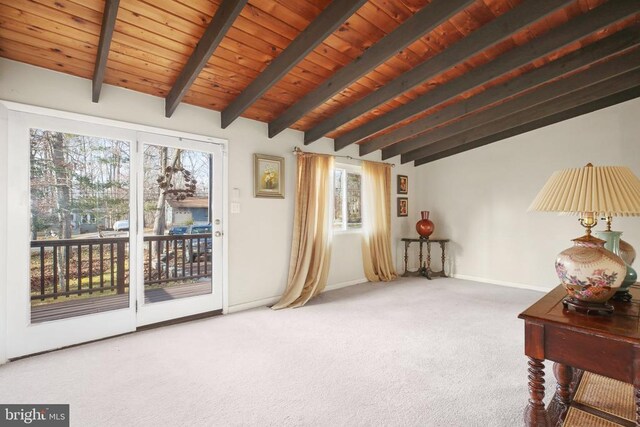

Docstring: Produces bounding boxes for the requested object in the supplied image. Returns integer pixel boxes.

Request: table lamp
[529,164,640,315]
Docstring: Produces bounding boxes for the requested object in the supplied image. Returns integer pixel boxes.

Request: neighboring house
[165,197,209,226]
[62,211,104,235]
[70,211,98,234]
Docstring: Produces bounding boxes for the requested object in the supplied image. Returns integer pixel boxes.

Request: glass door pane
[29,129,131,323]
[136,133,223,327]
[7,111,137,359]
[142,144,212,303]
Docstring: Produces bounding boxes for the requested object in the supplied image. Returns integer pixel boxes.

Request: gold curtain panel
[361,161,397,282]
[272,153,334,309]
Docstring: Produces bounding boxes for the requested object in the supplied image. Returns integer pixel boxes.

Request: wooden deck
[31,281,212,323]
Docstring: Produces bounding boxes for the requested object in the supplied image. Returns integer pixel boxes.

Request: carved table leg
[418,241,424,276]
[425,241,432,279]
[525,357,550,427]
[548,363,573,424]
[440,241,447,277]
[402,241,410,277]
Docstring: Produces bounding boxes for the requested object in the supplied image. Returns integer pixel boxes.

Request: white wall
[416,97,640,290]
[0,103,8,363]
[0,58,417,320]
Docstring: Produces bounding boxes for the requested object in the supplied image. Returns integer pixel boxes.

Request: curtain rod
[292,147,395,167]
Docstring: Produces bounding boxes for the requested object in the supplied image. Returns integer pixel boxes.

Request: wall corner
[0,103,9,364]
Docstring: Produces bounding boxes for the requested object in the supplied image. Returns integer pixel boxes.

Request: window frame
[332,162,363,234]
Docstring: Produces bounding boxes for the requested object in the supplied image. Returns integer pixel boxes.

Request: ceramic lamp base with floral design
[594,230,637,302]
[620,238,636,266]
[556,234,626,315]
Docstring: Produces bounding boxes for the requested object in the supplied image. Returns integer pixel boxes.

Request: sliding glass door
[135,133,223,326]
[6,112,138,358]
[5,111,225,358]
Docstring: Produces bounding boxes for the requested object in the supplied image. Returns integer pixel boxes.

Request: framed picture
[254,154,285,198]
[397,175,408,194]
[397,197,408,217]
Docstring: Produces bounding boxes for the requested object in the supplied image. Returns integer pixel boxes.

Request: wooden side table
[400,237,449,279]
[518,283,640,427]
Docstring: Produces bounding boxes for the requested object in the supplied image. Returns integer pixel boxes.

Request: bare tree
[152,147,182,236]
[45,132,72,292]
[49,132,73,239]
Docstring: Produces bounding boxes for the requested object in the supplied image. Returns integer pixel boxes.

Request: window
[333,164,362,231]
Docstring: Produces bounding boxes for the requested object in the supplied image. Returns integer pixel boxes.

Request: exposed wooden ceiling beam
[329,0,640,150]
[92,0,120,103]
[301,0,576,146]
[165,0,247,118]
[414,86,640,166]
[220,0,369,129]
[360,28,640,156]
[266,0,474,138]
[401,52,640,162]
[410,68,640,166]
[392,48,640,162]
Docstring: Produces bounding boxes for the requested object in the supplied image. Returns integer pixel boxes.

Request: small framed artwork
[397,175,408,194]
[397,197,408,217]
[254,154,285,198]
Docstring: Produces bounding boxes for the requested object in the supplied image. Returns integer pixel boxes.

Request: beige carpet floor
[0,278,551,426]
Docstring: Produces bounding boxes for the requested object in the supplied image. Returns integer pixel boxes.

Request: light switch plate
[230,202,240,214]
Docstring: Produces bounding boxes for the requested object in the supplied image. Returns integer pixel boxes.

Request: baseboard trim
[325,278,368,292]
[227,278,369,313]
[452,274,550,293]
[227,296,281,314]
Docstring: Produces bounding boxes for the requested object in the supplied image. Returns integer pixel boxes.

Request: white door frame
[5,111,139,358]
[1,103,11,364]
[135,132,224,326]
[1,102,229,359]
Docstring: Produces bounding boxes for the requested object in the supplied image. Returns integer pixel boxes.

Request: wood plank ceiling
[0,0,638,166]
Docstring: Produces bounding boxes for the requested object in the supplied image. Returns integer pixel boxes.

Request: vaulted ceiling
[1,0,638,166]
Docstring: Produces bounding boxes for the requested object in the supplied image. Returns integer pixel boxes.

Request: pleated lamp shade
[529,164,640,215]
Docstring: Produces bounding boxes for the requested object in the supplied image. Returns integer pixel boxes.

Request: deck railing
[144,233,212,286]
[31,237,128,301]
[31,234,212,302]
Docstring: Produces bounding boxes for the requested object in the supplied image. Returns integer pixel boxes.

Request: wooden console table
[400,237,449,280]
[519,283,640,427]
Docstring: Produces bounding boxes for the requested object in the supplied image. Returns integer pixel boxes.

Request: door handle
[214,231,222,237]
